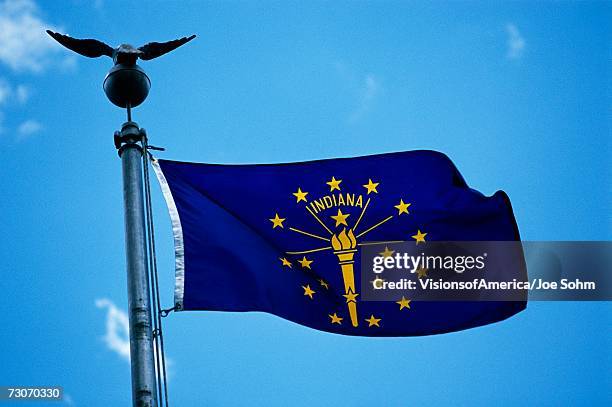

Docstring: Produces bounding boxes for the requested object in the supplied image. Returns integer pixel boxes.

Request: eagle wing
[46,30,114,59]
[138,35,196,61]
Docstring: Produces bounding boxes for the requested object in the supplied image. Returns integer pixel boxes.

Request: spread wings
[46,30,114,58]
[138,35,196,61]
[46,31,196,61]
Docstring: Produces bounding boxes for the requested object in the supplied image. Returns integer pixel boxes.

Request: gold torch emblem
[331,228,359,327]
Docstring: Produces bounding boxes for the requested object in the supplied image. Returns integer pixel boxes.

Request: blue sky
[0,0,610,405]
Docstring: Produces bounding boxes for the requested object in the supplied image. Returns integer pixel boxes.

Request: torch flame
[331,228,357,251]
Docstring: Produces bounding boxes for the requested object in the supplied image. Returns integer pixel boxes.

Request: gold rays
[355,215,394,239]
[306,206,333,235]
[352,197,370,233]
[288,227,330,242]
[285,246,332,255]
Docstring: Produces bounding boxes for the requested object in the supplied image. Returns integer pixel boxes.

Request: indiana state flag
[152,150,526,336]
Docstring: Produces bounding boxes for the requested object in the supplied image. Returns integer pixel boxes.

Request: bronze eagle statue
[46,30,196,65]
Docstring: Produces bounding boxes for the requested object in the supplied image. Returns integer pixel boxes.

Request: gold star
[330,208,350,227]
[302,284,315,299]
[416,266,428,278]
[269,213,286,229]
[363,179,379,194]
[365,314,381,327]
[298,256,313,269]
[318,279,329,289]
[394,199,411,215]
[292,187,308,203]
[280,257,292,268]
[329,313,343,324]
[326,176,342,191]
[396,296,411,310]
[343,290,359,303]
[412,229,427,244]
[379,246,394,258]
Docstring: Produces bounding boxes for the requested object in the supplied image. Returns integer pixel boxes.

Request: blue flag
[152,150,526,336]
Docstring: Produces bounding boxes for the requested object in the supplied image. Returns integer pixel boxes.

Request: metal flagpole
[116,120,159,407]
[107,66,159,407]
[45,30,196,406]
[104,63,158,407]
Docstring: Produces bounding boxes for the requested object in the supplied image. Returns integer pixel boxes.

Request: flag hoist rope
[141,132,170,407]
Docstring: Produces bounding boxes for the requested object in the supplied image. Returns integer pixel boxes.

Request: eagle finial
[46,30,196,65]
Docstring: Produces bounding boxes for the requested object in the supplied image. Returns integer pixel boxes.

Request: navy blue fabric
[157,150,526,336]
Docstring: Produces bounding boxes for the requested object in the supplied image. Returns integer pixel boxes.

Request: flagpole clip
[160,305,177,318]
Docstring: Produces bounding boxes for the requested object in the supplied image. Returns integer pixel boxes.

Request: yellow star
[298,256,313,269]
[326,176,342,191]
[302,284,315,299]
[394,199,411,215]
[280,257,292,268]
[269,213,286,229]
[379,246,394,258]
[416,266,428,278]
[343,290,359,303]
[363,179,379,194]
[329,313,343,324]
[396,296,411,310]
[412,229,427,244]
[365,314,381,327]
[330,208,350,227]
[292,187,308,203]
[318,279,329,289]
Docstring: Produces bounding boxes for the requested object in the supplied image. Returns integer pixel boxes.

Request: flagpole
[45,29,196,406]
[107,66,158,406]
[116,120,159,407]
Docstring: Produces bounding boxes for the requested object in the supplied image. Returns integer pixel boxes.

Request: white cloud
[349,74,381,123]
[0,79,38,140]
[506,23,525,60]
[0,0,68,72]
[16,118,41,139]
[0,1,65,141]
[95,298,131,361]
[0,80,31,105]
